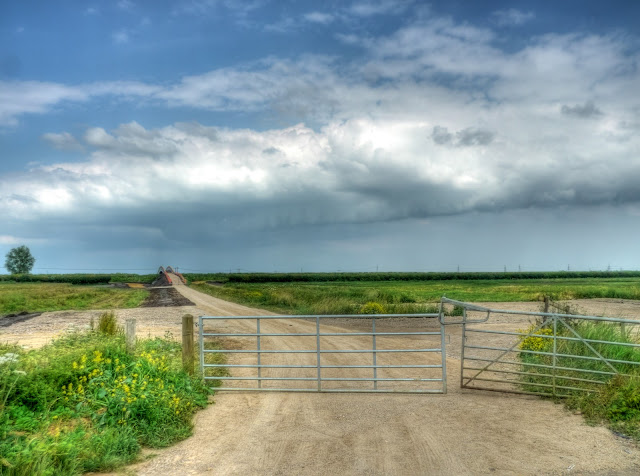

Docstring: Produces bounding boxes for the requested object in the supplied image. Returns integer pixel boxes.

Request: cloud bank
[1,12,640,259]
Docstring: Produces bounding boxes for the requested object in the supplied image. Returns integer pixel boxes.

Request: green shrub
[0,331,215,474]
[359,302,386,314]
[97,311,120,336]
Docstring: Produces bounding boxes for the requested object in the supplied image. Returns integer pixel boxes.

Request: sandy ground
[3,278,640,475]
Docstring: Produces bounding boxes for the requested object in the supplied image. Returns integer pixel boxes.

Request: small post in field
[544,296,550,313]
[125,319,136,354]
[182,314,195,375]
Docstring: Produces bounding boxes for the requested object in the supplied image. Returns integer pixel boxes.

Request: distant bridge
[156,266,186,285]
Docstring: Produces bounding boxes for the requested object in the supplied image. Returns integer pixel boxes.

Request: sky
[1,0,640,274]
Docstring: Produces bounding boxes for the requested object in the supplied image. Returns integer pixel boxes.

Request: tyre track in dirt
[120,281,640,476]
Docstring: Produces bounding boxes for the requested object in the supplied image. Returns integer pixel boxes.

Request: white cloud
[0,235,21,245]
[3,98,640,232]
[0,80,87,126]
[304,12,334,24]
[42,132,83,151]
[117,0,134,11]
[85,7,99,15]
[264,17,298,33]
[174,0,264,19]
[492,8,535,26]
[349,0,412,17]
[112,30,130,44]
[1,13,639,231]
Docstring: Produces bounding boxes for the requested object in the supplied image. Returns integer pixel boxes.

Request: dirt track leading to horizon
[4,278,640,475]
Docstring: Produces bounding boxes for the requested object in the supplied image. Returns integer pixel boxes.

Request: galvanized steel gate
[199,299,640,397]
[439,297,640,397]
[199,313,446,393]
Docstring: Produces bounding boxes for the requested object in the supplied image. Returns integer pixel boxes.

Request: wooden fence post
[125,319,136,354]
[544,296,550,314]
[182,314,194,375]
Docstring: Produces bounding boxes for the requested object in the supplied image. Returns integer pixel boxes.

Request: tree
[5,245,35,274]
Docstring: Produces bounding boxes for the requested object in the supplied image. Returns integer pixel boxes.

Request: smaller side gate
[199,313,447,394]
[439,297,640,397]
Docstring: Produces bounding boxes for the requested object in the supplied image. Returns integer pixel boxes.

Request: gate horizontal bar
[464,356,620,376]
[460,385,568,398]
[204,348,441,354]
[463,376,597,393]
[209,376,443,382]
[204,385,445,394]
[462,366,607,385]
[204,364,442,369]
[464,344,640,366]
[440,297,640,324]
[201,313,439,320]
[203,332,441,337]
[465,328,640,348]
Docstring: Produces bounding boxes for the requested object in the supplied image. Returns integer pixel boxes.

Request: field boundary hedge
[223,271,640,284]
[0,274,112,285]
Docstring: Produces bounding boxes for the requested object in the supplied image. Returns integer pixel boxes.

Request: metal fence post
[441,320,447,394]
[316,316,322,391]
[552,316,558,396]
[257,318,262,389]
[199,316,205,380]
[459,309,467,389]
[372,317,377,390]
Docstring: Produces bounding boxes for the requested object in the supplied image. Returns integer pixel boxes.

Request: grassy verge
[190,277,640,315]
[518,320,640,440]
[0,283,148,315]
[0,322,220,475]
[191,282,443,315]
[109,274,157,284]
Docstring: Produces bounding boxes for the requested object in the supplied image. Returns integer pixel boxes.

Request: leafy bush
[359,302,386,314]
[0,331,215,475]
[97,311,121,336]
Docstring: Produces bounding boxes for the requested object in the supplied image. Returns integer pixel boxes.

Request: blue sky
[1,0,640,273]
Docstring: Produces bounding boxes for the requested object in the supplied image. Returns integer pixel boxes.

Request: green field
[191,277,640,315]
[0,283,148,315]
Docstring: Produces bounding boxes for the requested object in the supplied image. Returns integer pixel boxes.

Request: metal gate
[439,297,640,397]
[199,313,446,393]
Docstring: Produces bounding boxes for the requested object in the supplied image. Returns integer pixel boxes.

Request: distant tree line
[0,274,111,285]
[224,271,640,283]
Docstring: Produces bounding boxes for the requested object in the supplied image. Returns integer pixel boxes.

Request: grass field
[191,277,640,315]
[0,283,148,315]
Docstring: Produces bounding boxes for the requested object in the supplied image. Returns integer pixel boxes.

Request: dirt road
[124,283,640,476]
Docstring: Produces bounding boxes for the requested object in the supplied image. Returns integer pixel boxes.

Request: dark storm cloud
[561,101,604,118]
[431,126,453,145]
[431,126,494,147]
[455,128,494,146]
